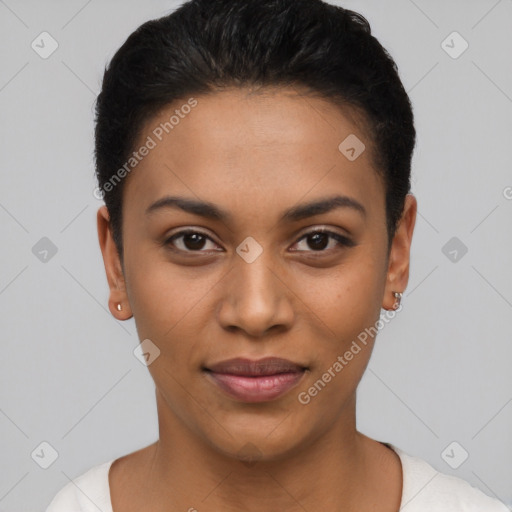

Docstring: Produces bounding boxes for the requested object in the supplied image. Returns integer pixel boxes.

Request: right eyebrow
[146,196,233,223]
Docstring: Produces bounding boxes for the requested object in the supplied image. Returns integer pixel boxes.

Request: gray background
[0,0,511,510]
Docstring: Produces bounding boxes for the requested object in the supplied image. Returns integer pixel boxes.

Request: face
[98,87,416,461]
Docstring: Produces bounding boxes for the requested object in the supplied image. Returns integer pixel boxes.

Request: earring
[392,292,402,310]
[116,303,122,312]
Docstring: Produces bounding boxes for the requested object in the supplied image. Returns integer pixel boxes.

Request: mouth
[203,357,308,403]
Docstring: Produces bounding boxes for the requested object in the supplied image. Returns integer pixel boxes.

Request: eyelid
[295,225,352,240]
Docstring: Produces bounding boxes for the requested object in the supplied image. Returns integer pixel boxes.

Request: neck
[142,390,379,512]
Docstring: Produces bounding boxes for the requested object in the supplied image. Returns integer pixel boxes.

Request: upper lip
[204,357,306,376]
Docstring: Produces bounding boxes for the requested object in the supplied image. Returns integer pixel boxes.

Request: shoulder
[388,444,510,512]
[45,459,114,512]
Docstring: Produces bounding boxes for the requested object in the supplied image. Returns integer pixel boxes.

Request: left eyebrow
[279,195,366,222]
[145,194,366,223]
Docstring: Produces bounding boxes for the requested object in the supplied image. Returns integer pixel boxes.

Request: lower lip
[206,371,305,402]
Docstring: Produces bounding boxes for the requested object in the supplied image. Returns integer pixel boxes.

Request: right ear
[97,206,132,320]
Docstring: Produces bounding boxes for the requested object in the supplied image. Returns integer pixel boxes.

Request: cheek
[125,261,213,405]
[296,250,387,403]
[124,255,209,343]
[303,253,386,337]
[294,265,384,422]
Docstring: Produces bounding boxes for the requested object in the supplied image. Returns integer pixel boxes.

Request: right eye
[164,229,223,254]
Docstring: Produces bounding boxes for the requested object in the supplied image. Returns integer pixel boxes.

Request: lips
[206,357,306,376]
[204,357,307,402]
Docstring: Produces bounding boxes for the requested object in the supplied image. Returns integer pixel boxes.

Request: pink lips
[204,357,306,403]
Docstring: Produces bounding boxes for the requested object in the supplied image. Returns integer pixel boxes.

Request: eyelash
[164,228,354,255]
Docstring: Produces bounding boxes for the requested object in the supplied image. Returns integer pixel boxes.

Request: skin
[97,86,417,512]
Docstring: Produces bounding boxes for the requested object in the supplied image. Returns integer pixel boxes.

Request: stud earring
[116,303,122,312]
[392,292,402,310]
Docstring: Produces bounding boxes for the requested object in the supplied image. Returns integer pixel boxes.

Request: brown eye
[292,229,354,253]
[165,230,222,253]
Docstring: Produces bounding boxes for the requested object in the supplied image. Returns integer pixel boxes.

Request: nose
[216,252,295,338]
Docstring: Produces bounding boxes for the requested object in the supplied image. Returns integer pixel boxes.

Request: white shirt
[45,443,510,511]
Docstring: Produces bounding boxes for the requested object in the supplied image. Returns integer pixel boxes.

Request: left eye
[291,229,353,252]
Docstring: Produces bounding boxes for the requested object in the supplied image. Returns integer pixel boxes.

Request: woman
[46,0,509,510]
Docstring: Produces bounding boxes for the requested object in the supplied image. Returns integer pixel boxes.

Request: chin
[199,411,315,465]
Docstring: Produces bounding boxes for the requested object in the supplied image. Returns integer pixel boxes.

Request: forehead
[144,86,373,159]
[122,87,384,226]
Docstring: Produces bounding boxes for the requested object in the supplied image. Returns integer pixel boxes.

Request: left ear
[382,194,417,310]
